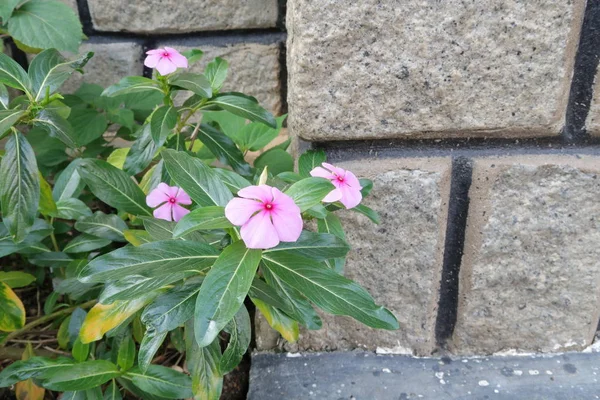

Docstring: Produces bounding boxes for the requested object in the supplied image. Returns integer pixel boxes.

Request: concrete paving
[248,351,600,400]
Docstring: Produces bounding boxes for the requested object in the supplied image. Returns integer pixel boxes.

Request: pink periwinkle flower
[310,163,363,209]
[146,183,192,222]
[225,185,302,249]
[144,47,188,76]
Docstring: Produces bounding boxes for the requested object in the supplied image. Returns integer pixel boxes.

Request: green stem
[49,217,60,252]
[0,300,97,347]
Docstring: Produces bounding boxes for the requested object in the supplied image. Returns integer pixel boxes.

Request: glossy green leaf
[220,305,251,374]
[264,230,349,260]
[195,241,262,347]
[0,0,19,22]
[100,275,181,304]
[78,159,152,217]
[72,337,90,362]
[317,213,346,273]
[353,203,381,224]
[169,72,212,98]
[0,357,74,387]
[359,178,373,197]
[52,159,85,201]
[241,114,286,152]
[124,123,162,176]
[181,49,204,64]
[29,49,93,101]
[117,376,168,400]
[197,123,252,176]
[201,111,246,145]
[78,240,219,283]
[28,252,72,267]
[173,206,232,238]
[117,334,135,371]
[0,271,36,288]
[0,84,9,110]
[0,52,31,93]
[150,105,177,144]
[0,109,24,139]
[141,279,202,333]
[0,281,25,331]
[212,168,251,195]
[254,148,294,176]
[162,149,232,207]
[64,233,111,254]
[107,148,129,170]
[126,365,192,400]
[103,380,123,400]
[33,109,77,148]
[138,329,167,374]
[0,132,39,243]
[68,107,108,147]
[8,0,83,53]
[298,149,326,178]
[252,298,298,343]
[204,57,228,93]
[139,161,163,195]
[208,94,276,128]
[185,320,223,400]
[43,291,59,315]
[55,198,92,220]
[103,76,162,97]
[284,177,334,212]
[38,173,57,217]
[262,252,399,330]
[123,230,152,246]
[41,360,120,391]
[75,211,128,242]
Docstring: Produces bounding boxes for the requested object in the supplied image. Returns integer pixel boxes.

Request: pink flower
[144,47,188,76]
[225,185,302,249]
[310,163,363,209]
[146,183,192,222]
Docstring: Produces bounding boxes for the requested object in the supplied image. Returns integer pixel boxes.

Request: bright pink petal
[271,208,302,242]
[153,203,173,221]
[271,188,300,214]
[339,185,362,209]
[322,162,346,177]
[240,211,279,249]
[238,185,273,203]
[225,198,263,226]
[165,47,188,68]
[323,188,343,203]
[310,167,334,180]
[172,204,190,222]
[146,184,170,207]
[144,54,162,68]
[343,170,362,190]
[146,49,163,55]
[174,188,192,205]
[155,57,177,75]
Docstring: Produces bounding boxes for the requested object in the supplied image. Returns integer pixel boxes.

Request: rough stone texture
[158,40,282,113]
[61,40,143,93]
[287,0,585,140]
[88,0,278,33]
[586,75,600,136]
[452,155,600,355]
[256,158,451,355]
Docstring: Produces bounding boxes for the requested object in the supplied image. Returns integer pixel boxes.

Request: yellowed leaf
[16,343,45,400]
[107,148,130,169]
[252,298,298,343]
[123,229,152,247]
[0,281,26,332]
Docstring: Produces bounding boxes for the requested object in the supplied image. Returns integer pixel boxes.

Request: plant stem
[0,300,97,347]
[187,122,201,151]
[49,217,59,252]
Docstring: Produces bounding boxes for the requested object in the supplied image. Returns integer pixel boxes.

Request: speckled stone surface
[256,158,451,356]
[287,0,585,140]
[248,351,600,400]
[452,155,600,354]
[586,75,600,136]
[157,40,283,113]
[87,0,278,33]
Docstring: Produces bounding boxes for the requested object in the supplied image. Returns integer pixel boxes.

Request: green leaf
[117,334,136,371]
[251,298,298,343]
[197,123,251,176]
[0,0,19,22]
[72,337,90,362]
[201,111,246,145]
[0,83,9,110]
[103,380,123,400]
[124,124,162,176]
[0,52,31,93]
[254,148,294,176]
[103,76,162,97]
[185,320,223,400]
[0,281,25,331]
[100,275,181,304]
[181,49,204,64]
[78,240,219,283]
[284,177,335,212]
[141,279,201,333]
[241,114,286,152]
[0,109,25,139]
[117,377,169,400]
[195,241,262,347]
[298,149,326,178]
[204,57,228,93]
[123,229,152,246]
[78,159,152,216]
[169,72,212,98]
[126,365,192,400]
[75,211,128,242]
[139,161,163,195]
[41,360,120,391]
[208,94,276,128]
[359,178,373,197]
[173,206,232,238]
[29,49,93,101]
[56,198,92,220]
[353,203,381,224]
[138,330,167,374]
[262,252,399,330]
[317,213,347,272]
[67,108,108,147]
[220,305,250,374]
[0,357,74,387]
[53,159,85,201]
[33,109,77,148]
[107,148,129,170]
[38,172,57,217]
[0,132,39,243]
[264,230,349,260]
[161,149,232,207]
[64,233,111,254]
[0,271,36,288]
[8,0,83,53]
[150,105,177,144]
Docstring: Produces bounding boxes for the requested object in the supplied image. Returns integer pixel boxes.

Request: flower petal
[174,188,192,205]
[146,49,163,55]
[271,188,300,214]
[146,183,170,207]
[155,57,177,75]
[322,162,346,177]
[153,203,173,221]
[144,54,162,68]
[310,166,334,180]
[240,211,280,249]
[225,197,263,226]
[238,185,273,202]
[271,208,303,242]
[323,188,343,203]
[165,47,188,68]
[343,170,362,190]
[172,203,190,222]
[339,184,362,209]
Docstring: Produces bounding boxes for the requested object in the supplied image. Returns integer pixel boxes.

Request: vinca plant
[0,44,398,399]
